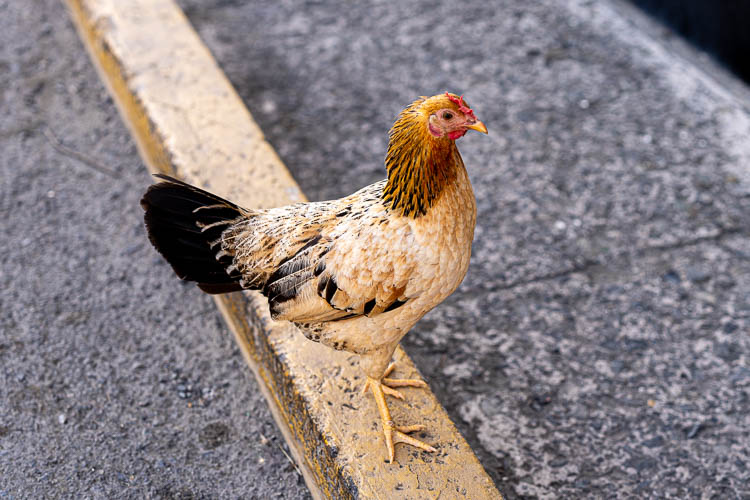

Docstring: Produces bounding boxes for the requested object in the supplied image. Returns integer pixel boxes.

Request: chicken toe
[366,376,436,463]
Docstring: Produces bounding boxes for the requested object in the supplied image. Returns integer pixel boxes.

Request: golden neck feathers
[382,96,464,218]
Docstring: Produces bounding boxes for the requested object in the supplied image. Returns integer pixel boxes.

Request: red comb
[446,92,476,120]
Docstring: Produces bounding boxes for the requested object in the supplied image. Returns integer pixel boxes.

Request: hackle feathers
[382,94,469,218]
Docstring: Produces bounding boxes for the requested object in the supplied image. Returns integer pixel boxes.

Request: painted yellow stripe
[65,1,503,498]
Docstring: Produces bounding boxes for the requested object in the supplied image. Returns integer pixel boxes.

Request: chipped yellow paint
[65,0,503,498]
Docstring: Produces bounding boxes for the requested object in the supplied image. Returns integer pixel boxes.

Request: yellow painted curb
[65,1,504,498]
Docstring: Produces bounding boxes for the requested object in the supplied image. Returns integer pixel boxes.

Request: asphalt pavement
[1,1,309,498]
[2,0,750,499]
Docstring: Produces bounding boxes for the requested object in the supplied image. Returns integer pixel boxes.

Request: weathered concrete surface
[175,0,750,497]
[0,1,309,498]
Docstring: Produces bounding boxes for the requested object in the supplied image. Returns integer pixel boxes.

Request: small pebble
[261,99,277,114]
[685,266,711,283]
[686,422,704,439]
[58,414,66,425]
[662,270,681,284]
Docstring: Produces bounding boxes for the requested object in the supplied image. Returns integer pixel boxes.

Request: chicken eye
[443,112,454,120]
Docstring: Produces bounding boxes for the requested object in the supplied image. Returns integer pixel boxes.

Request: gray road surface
[0,1,309,498]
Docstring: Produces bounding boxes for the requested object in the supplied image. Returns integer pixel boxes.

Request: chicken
[140,92,487,463]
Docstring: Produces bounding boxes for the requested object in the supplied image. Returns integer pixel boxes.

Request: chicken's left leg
[383,362,427,399]
[366,376,436,463]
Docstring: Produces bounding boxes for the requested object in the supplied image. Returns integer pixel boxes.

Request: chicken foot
[363,365,436,463]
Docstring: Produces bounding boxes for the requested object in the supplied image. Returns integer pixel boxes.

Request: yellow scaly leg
[364,374,436,463]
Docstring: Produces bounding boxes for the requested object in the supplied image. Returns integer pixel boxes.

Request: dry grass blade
[43,126,121,178]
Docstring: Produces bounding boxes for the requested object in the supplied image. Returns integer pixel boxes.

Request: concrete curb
[65,0,504,498]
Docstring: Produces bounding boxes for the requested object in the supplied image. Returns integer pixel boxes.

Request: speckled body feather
[142,93,481,379]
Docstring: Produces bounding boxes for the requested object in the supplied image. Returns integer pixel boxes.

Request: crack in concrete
[639,227,743,255]
[486,226,745,292]
[488,259,599,292]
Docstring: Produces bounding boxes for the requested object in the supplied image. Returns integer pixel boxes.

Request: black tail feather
[141,175,246,294]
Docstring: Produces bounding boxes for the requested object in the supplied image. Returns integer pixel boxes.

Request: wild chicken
[140,92,487,463]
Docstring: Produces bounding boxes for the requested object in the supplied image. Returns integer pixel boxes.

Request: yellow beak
[466,120,488,134]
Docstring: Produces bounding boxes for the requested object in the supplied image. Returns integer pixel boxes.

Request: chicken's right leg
[366,376,436,463]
